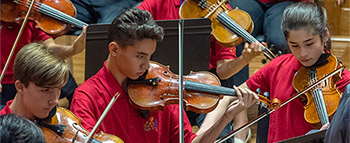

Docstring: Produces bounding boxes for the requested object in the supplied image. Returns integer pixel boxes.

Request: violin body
[128,61,223,113]
[40,107,123,143]
[293,54,342,127]
[1,0,85,37]
[179,0,253,47]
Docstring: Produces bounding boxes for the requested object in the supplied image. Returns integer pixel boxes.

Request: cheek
[311,44,324,56]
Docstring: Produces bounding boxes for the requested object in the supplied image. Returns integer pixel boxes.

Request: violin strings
[309,73,330,125]
[312,89,329,125]
[203,1,274,60]
[40,4,86,28]
[18,0,76,25]
[199,0,274,59]
[218,13,274,59]
[17,0,86,28]
[225,14,274,59]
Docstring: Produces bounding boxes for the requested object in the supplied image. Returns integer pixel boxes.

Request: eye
[41,88,50,92]
[291,45,299,48]
[306,42,314,46]
[137,55,144,59]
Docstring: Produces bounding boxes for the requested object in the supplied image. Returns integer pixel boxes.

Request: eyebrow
[288,38,314,44]
[137,52,148,56]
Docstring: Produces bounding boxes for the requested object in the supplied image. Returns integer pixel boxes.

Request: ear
[109,42,119,56]
[14,80,24,92]
[323,28,330,42]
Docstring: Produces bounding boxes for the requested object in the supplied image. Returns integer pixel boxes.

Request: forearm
[216,56,250,80]
[196,96,236,135]
[49,45,75,59]
[42,38,75,59]
[42,27,86,59]
[233,110,249,140]
[193,108,242,143]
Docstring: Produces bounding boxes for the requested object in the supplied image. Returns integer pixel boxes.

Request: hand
[0,84,2,92]
[241,42,263,62]
[71,26,87,55]
[224,86,258,119]
[320,123,330,130]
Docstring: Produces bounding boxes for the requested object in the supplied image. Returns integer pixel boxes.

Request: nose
[49,89,60,105]
[141,59,150,70]
[299,46,308,58]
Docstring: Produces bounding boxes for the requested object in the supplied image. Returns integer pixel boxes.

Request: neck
[9,95,35,121]
[106,56,127,88]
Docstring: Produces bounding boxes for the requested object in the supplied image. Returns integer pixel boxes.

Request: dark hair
[281,2,331,50]
[107,8,164,48]
[0,114,46,143]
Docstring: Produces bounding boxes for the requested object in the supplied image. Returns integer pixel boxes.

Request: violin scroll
[257,95,281,110]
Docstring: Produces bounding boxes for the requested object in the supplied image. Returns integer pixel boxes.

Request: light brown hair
[13,43,69,88]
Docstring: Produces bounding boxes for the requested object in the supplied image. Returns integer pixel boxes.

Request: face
[287,29,327,67]
[111,38,156,80]
[17,82,60,120]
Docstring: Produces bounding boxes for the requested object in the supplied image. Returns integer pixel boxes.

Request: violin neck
[309,71,330,125]
[216,12,275,60]
[14,0,88,28]
[38,4,87,28]
[185,80,237,96]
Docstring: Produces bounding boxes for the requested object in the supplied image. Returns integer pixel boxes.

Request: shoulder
[75,73,102,96]
[270,54,295,64]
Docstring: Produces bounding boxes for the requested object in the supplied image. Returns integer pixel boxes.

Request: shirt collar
[99,61,127,99]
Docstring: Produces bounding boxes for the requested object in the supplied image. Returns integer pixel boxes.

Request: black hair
[0,114,46,143]
[107,8,164,48]
[281,2,331,50]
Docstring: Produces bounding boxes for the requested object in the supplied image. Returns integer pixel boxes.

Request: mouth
[43,108,51,111]
[137,71,145,76]
[300,59,310,63]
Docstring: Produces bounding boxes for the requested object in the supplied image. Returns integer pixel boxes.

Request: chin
[300,61,315,67]
[36,114,49,120]
[302,63,313,67]
[129,76,139,80]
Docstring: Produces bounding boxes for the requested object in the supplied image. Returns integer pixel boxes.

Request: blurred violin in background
[1,0,87,37]
[179,0,276,61]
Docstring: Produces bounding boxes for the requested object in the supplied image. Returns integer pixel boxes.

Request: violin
[38,107,123,143]
[128,61,280,113]
[216,65,345,143]
[293,54,342,128]
[179,0,275,61]
[1,0,87,37]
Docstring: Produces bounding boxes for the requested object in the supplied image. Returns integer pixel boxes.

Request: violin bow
[0,0,36,83]
[215,66,345,143]
[178,17,185,143]
[84,92,121,143]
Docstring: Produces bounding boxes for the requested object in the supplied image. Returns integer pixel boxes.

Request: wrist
[240,55,252,64]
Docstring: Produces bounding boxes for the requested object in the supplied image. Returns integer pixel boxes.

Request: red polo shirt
[0,100,14,115]
[138,0,236,69]
[70,61,197,143]
[246,54,350,143]
[1,21,51,84]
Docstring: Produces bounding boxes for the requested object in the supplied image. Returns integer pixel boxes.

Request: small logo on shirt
[144,116,158,132]
[230,47,236,53]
